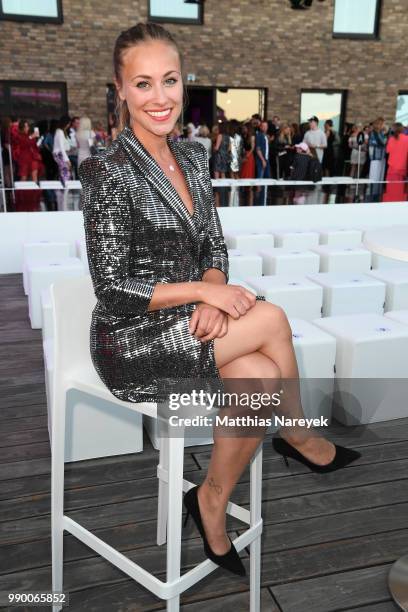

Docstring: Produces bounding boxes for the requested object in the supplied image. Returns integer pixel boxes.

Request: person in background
[239,122,256,206]
[77,116,96,168]
[368,117,387,185]
[303,115,327,164]
[94,121,108,147]
[290,141,313,180]
[255,120,271,178]
[170,122,183,142]
[348,123,367,178]
[108,112,119,143]
[193,124,212,164]
[12,119,43,182]
[322,119,339,177]
[228,120,242,179]
[212,121,231,179]
[67,116,80,179]
[383,122,408,202]
[271,115,281,131]
[276,122,293,179]
[291,123,303,146]
[53,114,72,194]
[250,113,262,133]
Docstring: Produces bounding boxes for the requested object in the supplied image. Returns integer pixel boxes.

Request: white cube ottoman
[244,275,323,320]
[23,241,71,295]
[227,249,262,279]
[384,310,408,326]
[228,277,259,293]
[316,227,363,247]
[75,238,90,273]
[272,229,319,250]
[257,248,320,276]
[313,313,408,424]
[41,288,53,342]
[224,230,274,251]
[307,272,386,316]
[365,268,408,311]
[28,257,85,329]
[310,245,372,273]
[290,318,336,419]
[370,253,408,270]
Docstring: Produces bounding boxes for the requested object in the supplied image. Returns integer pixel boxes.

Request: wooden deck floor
[0,273,407,611]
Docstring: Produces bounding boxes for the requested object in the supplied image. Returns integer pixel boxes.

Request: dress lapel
[117,126,201,247]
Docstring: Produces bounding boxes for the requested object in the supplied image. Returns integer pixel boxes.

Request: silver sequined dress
[79,126,265,403]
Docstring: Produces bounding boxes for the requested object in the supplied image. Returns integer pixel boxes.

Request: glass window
[0,0,62,22]
[396,93,408,126]
[333,0,381,38]
[216,88,265,123]
[0,81,67,121]
[300,90,346,133]
[149,0,202,24]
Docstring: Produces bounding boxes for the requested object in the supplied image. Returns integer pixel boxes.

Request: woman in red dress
[11,119,43,211]
[239,122,256,205]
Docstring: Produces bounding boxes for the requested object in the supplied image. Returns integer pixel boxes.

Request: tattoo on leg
[208,477,223,495]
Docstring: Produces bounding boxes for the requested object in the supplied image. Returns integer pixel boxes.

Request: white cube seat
[384,310,408,326]
[75,238,90,273]
[28,257,85,329]
[228,277,258,293]
[290,318,336,418]
[272,229,319,249]
[316,227,363,247]
[227,249,263,279]
[313,313,408,424]
[257,248,320,276]
[307,272,386,317]
[23,241,71,295]
[224,230,274,251]
[244,275,323,320]
[370,253,408,270]
[365,268,408,311]
[41,288,53,342]
[310,245,372,273]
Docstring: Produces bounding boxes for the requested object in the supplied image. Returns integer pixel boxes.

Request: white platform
[384,310,408,326]
[313,313,408,425]
[224,230,274,251]
[244,275,323,320]
[316,227,363,247]
[371,253,408,270]
[307,272,386,317]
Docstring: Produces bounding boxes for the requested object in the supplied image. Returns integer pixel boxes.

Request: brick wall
[0,0,406,127]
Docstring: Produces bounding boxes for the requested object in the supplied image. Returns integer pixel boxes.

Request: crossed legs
[197,300,336,555]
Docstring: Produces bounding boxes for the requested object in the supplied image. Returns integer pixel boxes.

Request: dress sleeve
[79,156,156,316]
[194,142,229,283]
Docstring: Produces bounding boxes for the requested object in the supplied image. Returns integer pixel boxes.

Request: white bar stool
[228,249,263,279]
[244,275,323,320]
[310,245,372,273]
[23,241,71,295]
[307,272,386,316]
[257,248,320,276]
[365,268,408,311]
[50,277,263,612]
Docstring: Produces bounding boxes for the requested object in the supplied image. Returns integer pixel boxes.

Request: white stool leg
[166,432,185,611]
[157,435,169,545]
[51,392,66,612]
[250,442,263,612]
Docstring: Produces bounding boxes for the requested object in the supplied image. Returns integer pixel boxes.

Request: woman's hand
[189,303,228,342]
[199,282,257,319]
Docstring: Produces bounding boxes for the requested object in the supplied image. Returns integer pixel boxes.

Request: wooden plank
[270,564,395,612]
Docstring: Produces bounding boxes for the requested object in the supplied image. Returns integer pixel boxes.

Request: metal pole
[0,132,7,213]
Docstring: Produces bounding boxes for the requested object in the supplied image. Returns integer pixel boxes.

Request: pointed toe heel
[183,486,246,577]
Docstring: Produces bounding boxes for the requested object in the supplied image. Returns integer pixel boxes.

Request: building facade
[0,0,407,128]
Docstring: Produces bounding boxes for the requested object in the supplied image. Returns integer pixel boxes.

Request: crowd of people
[1,110,407,210]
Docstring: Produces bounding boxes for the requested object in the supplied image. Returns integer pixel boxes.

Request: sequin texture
[79,126,265,403]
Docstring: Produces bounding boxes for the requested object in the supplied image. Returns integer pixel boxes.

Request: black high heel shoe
[272,434,361,473]
[183,485,246,577]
